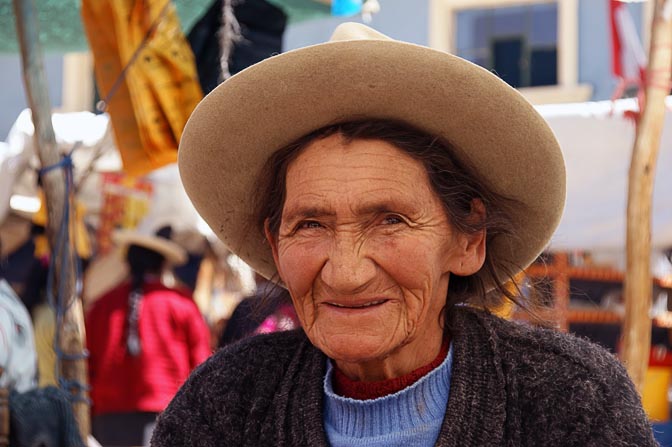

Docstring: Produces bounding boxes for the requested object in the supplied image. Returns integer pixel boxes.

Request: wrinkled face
[266,134,482,372]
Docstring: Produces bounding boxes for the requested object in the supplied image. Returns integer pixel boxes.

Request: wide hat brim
[112,231,187,266]
[179,23,566,285]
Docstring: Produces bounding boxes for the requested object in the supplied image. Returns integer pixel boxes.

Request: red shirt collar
[332,339,450,400]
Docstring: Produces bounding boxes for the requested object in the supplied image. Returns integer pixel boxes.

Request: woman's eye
[382,215,404,225]
[297,220,322,230]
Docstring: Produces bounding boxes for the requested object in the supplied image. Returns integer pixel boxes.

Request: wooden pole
[12,0,90,440]
[621,0,672,393]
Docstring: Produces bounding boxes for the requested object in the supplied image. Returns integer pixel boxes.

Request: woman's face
[266,134,485,379]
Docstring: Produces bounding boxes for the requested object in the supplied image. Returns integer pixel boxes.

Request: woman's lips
[324,299,389,309]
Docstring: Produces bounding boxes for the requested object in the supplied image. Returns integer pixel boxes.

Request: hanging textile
[608,0,647,101]
[81,0,203,176]
[187,0,288,94]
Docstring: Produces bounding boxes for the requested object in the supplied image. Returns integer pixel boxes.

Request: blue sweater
[323,346,453,447]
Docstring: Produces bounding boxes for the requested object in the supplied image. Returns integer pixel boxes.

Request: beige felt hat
[178,22,566,283]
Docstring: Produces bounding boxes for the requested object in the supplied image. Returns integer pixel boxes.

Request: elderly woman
[152,23,655,446]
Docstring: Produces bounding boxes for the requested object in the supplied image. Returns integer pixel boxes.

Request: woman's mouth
[325,299,388,309]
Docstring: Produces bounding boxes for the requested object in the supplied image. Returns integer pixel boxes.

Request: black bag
[9,386,85,447]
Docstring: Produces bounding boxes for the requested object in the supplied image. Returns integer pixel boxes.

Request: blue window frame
[456,3,558,88]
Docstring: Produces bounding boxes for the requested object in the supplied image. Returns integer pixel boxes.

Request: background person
[0,236,37,393]
[218,272,298,347]
[87,225,211,446]
[152,23,655,446]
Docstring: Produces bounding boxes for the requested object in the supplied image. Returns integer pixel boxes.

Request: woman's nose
[320,236,376,294]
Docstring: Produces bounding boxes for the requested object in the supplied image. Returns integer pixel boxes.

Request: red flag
[609,0,646,83]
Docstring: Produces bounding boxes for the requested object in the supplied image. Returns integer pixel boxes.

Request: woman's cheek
[372,236,427,283]
[373,237,440,308]
[278,239,328,294]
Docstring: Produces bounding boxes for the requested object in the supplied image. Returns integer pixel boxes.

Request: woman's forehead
[288,134,423,172]
[282,136,443,218]
[286,135,428,185]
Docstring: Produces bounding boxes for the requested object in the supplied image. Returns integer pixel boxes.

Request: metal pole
[622,0,672,392]
[12,0,90,439]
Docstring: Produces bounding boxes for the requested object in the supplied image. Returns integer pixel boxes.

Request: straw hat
[83,251,129,306]
[113,226,187,266]
[86,225,189,306]
[178,22,566,283]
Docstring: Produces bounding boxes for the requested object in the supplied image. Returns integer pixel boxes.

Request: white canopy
[538,96,672,253]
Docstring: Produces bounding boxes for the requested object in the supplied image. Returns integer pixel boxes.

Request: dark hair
[124,228,170,356]
[255,119,531,316]
[126,245,165,290]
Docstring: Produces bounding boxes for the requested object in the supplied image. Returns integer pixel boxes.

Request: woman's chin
[315,332,398,365]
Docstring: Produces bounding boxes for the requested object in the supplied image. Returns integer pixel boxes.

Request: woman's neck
[332,339,450,399]
[334,329,446,382]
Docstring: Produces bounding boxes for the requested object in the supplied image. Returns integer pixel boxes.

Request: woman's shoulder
[452,307,655,445]
[192,329,311,388]
[215,328,310,366]
[455,307,630,388]
[461,307,622,374]
[152,329,321,446]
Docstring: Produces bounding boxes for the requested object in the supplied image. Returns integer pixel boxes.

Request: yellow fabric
[33,191,92,259]
[32,303,58,388]
[642,366,671,421]
[33,235,50,260]
[491,299,515,320]
[81,0,203,176]
[491,272,525,319]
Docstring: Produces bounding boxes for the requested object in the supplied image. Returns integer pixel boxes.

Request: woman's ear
[450,199,486,276]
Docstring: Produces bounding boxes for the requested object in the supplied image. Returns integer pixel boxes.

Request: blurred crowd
[0,202,298,446]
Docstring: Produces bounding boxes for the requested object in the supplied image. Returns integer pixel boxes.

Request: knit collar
[331,340,450,400]
[434,307,507,445]
[287,307,507,447]
[323,344,453,439]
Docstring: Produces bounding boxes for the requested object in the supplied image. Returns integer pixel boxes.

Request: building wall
[0,53,63,141]
[284,0,429,50]
[286,0,646,103]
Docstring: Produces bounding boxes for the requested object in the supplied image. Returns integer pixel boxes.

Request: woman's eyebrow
[356,199,420,217]
[282,206,336,223]
[356,203,397,215]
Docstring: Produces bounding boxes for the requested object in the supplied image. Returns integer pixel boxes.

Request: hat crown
[179,21,565,285]
[329,22,390,43]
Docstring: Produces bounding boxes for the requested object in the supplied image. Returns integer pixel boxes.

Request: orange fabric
[81,0,203,176]
[32,189,92,259]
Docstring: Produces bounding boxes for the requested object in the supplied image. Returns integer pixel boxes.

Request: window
[456,4,558,88]
[429,0,592,104]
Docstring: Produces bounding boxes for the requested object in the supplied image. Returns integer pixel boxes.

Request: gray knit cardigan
[151,307,657,446]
